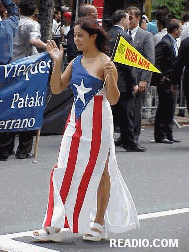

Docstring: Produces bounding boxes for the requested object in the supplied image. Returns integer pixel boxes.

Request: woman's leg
[34,155,111,237]
[84,155,110,237]
[94,156,110,226]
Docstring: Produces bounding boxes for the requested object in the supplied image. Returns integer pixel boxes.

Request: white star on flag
[73,79,92,106]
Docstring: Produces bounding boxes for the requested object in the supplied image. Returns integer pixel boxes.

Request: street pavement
[1,122,189,251]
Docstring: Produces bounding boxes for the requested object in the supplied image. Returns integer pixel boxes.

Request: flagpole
[32,60,53,162]
[103,33,121,86]
[33,129,41,161]
[110,33,121,61]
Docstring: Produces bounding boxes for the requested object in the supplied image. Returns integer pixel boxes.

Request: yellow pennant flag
[113,35,161,74]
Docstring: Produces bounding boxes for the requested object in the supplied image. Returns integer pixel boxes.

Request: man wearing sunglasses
[126,6,155,151]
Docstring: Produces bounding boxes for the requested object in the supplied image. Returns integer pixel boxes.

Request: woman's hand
[103,60,119,105]
[103,61,117,79]
[47,40,64,63]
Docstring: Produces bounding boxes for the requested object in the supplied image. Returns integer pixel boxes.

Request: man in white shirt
[126,6,155,151]
[13,1,47,60]
[11,1,47,159]
[52,7,64,37]
[108,10,144,152]
[154,16,181,49]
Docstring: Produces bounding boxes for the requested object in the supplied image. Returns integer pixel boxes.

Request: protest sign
[0,52,51,132]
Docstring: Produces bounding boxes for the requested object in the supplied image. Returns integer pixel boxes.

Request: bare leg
[85,155,110,236]
[94,156,110,225]
[34,157,110,237]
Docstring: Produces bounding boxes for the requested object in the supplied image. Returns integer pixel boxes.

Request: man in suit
[152,19,182,143]
[126,6,155,150]
[172,36,189,115]
[108,10,144,152]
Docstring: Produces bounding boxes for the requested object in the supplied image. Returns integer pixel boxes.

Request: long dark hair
[74,17,110,54]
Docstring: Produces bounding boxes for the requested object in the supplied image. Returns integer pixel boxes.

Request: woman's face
[74,25,96,51]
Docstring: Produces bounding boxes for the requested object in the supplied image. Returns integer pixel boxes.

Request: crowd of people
[108,6,189,148]
[65,4,189,151]
[0,0,71,161]
[0,0,188,155]
[0,1,188,154]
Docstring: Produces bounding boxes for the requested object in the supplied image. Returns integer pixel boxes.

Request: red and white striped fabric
[43,88,139,235]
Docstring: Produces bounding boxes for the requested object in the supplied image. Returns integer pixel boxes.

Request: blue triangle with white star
[72,78,103,120]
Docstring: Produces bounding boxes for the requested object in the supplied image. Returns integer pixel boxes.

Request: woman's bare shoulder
[99,53,111,63]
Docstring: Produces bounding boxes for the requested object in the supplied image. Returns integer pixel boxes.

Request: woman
[32,17,139,242]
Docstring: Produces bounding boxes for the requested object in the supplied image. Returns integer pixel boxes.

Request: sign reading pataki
[0,52,51,132]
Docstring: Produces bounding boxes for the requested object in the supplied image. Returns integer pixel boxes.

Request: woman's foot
[83,222,108,242]
[33,227,61,236]
[32,227,63,242]
[84,218,104,237]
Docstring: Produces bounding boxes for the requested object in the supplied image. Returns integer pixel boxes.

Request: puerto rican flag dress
[43,55,139,235]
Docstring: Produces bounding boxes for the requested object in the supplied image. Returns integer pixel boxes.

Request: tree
[38,0,55,42]
[38,0,72,42]
[152,0,185,19]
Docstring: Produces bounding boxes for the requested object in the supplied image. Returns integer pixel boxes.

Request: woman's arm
[103,60,120,105]
[47,40,72,94]
[50,59,73,94]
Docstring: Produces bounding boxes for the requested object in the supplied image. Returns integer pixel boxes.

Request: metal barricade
[142,86,158,121]
[142,81,187,121]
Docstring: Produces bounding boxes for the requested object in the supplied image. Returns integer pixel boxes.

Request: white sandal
[83,222,109,242]
[32,227,63,242]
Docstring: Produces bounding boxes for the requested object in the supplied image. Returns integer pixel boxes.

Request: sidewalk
[142,115,189,128]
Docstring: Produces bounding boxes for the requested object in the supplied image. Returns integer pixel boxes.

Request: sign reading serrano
[113,36,161,73]
[0,52,51,132]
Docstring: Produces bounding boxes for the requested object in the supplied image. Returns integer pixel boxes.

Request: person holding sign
[32,17,139,242]
[9,0,47,159]
[0,0,19,161]
[126,6,155,150]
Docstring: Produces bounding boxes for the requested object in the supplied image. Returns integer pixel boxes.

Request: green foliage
[152,0,185,19]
